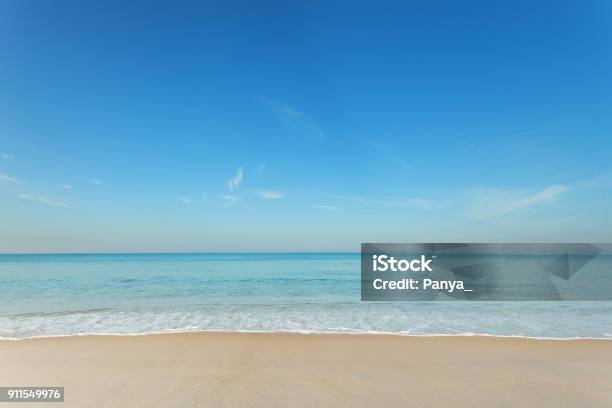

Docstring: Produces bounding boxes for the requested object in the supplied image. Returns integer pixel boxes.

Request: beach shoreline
[1,332,611,407]
[2,330,612,341]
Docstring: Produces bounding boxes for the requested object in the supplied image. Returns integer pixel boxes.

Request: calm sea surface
[0,253,611,339]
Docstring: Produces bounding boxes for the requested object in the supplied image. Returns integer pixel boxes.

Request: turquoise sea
[1,253,611,339]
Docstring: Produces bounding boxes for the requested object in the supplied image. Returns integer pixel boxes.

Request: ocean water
[0,253,611,339]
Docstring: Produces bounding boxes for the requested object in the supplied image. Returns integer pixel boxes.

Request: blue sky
[1,0,611,252]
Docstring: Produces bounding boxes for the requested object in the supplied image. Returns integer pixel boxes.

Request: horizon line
[0,250,361,256]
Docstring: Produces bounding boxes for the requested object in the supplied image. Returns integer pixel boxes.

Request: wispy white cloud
[258,97,324,139]
[316,205,343,212]
[329,194,441,209]
[470,184,569,215]
[90,178,104,186]
[61,184,73,190]
[277,105,305,122]
[19,194,68,208]
[0,153,13,159]
[255,190,285,199]
[363,139,411,173]
[505,185,569,211]
[0,173,19,183]
[178,196,192,205]
[220,194,239,206]
[259,96,305,122]
[228,168,243,192]
[38,197,69,208]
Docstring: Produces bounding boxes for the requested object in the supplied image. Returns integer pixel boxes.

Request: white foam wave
[2,302,611,340]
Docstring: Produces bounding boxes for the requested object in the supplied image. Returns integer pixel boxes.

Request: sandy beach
[0,333,610,407]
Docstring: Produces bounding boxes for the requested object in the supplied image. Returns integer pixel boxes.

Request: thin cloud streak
[38,197,69,208]
[19,193,68,208]
[0,173,19,183]
[504,184,569,211]
[258,97,324,139]
[470,184,569,216]
[178,196,192,205]
[220,194,239,206]
[256,190,285,199]
[329,194,441,209]
[0,153,13,159]
[228,168,243,192]
[363,138,411,173]
[259,96,305,123]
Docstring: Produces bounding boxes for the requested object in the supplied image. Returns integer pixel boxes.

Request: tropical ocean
[0,253,611,340]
